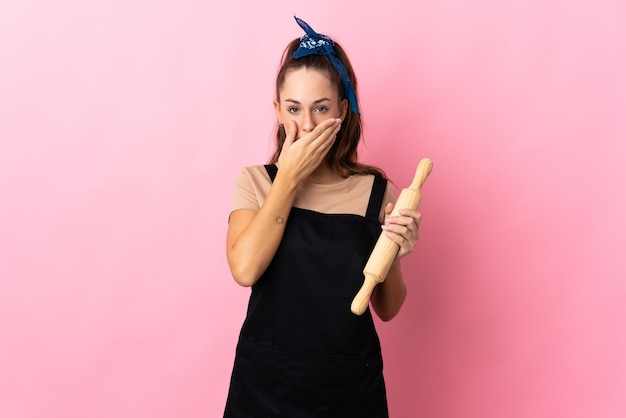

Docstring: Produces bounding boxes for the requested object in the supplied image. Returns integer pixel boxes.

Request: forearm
[371,260,407,321]
[227,172,299,286]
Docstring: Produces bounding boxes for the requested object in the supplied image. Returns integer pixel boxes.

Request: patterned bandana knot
[293,16,360,115]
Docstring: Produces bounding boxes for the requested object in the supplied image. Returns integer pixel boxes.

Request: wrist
[273,169,300,194]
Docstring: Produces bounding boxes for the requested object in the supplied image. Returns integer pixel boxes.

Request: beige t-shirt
[230,165,395,223]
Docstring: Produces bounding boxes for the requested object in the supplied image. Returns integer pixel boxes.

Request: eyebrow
[284,98,331,105]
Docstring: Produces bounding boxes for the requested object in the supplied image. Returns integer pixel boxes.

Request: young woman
[224,17,421,417]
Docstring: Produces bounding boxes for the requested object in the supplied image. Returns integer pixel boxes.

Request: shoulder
[237,165,272,181]
[231,165,274,213]
[234,165,276,191]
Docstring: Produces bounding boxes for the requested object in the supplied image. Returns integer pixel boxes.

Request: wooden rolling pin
[351,158,433,315]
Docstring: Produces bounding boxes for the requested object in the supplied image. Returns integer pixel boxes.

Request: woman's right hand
[277,118,341,182]
[227,118,341,287]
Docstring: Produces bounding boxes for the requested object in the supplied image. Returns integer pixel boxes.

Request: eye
[315,106,328,113]
[287,107,299,113]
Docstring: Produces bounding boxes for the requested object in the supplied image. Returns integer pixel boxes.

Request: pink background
[1,1,625,417]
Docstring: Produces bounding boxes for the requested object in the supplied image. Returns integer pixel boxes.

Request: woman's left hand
[381,202,422,261]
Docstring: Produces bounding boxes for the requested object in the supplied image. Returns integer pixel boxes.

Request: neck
[307,164,346,185]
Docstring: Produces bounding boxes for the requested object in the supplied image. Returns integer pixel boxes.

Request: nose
[301,112,315,133]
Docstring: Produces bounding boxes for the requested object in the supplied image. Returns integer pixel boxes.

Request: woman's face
[275,68,347,139]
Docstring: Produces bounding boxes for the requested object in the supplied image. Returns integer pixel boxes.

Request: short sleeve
[230,166,272,215]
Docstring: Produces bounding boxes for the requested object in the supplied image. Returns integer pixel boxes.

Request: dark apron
[224,165,389,418]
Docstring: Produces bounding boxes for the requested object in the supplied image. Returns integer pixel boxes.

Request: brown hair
[269,38,387,179]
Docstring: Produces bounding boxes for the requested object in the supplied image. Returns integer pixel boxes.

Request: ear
[339,99,348,120]
[274,100,282,124]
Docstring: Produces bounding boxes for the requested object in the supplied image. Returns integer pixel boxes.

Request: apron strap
[264,164,278,182]
[365,176,387,222]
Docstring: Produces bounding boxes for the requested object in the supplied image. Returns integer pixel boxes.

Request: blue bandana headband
[293,16,360,115]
